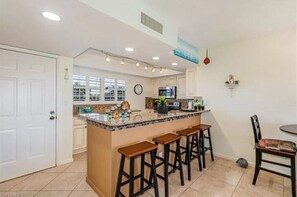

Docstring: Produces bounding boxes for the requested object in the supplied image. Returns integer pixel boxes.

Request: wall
[196,29,297,172]
[73,66,152,110]
[56,57,74,165]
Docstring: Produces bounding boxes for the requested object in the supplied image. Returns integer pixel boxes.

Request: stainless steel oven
[158,86,176,99]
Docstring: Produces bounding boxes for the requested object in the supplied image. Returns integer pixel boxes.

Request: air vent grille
[141,12,163,34]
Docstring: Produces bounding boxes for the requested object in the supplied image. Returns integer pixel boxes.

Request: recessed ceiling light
[42,12,61,21]
[152,68,155,72]
[105,56,110,62]
[120,59,125,65]
[152,56,159,60]
[171,62,178,66]
[136,62,140,67]
[144,66,148,70]
[125,47,134,52]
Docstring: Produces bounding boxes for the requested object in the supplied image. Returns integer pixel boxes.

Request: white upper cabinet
[177,75,186,98]
[186,67,197,97]
[152,78,160,98]
[159,76,176,87]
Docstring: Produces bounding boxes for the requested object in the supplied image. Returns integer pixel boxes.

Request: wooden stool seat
[177,128,198,136]
[118,141,157,158]
[192,124,211,131]
[152,133,181,145]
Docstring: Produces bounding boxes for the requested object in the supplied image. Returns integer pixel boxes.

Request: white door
[0,49,56,182]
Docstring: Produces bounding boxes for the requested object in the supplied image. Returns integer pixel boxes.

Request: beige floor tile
[35,191,71,197]
[10,173,58,191]
[148,176,188,197]
[140,192,154,197]
[73,152,87,161]
[74,176,92,191]
[64,161,87,173]
[284,177,297,188]
[0,191,38,197]
[179,187,205,197]
[0,175,31,191]
[170,165,203,187]
[190,173,236,197]
[68,190,98,197]
[43,173,85,191]
[42,163,72,173]
[205,162,244,186]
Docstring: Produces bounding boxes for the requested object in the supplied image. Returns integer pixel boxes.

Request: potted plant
[157,96,168,114]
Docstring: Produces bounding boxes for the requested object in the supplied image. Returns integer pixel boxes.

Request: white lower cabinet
[73,117,87,154]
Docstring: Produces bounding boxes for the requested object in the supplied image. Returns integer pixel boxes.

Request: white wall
[56,57,74,165]
[73,66,152,110]
[196,29,297,171]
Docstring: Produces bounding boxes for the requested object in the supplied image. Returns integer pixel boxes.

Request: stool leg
[291,156,296,197]
[115,154,125,197]
[140,154,145,192]
[186,136,191,181]
[150,150,159,197]
[129,157,135,197]
[176,139,185,186]
[164,144,170,197]
[200,131,206,168]
[194,133,202,171]
[207,128,214,161]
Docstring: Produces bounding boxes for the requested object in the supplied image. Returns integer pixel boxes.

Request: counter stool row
[115,124,214,197]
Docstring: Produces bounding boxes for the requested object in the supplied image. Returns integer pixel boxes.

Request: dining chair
[250,115,296,197]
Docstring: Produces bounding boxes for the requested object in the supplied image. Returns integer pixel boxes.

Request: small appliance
[158,86,176,99]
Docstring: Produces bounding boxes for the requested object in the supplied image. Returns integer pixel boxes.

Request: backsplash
[73,104,116,115]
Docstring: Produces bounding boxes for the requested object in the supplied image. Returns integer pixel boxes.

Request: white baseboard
[73,147,87,155]
[57,158,73,166]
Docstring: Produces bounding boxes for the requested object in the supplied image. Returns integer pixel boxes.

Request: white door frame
[0,44,74,169]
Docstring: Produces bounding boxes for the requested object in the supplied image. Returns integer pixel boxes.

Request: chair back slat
[250,115,262,144]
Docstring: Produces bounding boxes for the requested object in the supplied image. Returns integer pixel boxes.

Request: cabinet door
[177,75,186,98]
[73,125,87,150]
[167,77,177,86]
[152,79,160,98]
[159,78,168,87]
[186,68,197,97]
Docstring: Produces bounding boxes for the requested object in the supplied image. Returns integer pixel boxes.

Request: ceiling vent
[141,12,163,34]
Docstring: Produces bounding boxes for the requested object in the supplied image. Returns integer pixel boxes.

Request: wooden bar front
[86,115,201,197]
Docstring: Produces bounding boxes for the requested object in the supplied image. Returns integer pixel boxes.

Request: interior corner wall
[196,28,297,172]
[56,56,74,165]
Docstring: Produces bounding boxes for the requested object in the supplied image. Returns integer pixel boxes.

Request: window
[73,75,86,101]
[104,78,115,101]
[89,76,101,101]
[117,80,126,101]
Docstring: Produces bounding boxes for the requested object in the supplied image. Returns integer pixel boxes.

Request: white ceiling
[0,0,295,74]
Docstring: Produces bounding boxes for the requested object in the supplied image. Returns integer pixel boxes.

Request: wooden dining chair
[250,115,296,197]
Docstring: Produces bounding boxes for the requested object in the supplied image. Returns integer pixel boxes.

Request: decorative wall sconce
[64,68,69,80]
[225,74,239,89]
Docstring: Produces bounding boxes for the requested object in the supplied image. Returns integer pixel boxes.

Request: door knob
[50,116,55,120]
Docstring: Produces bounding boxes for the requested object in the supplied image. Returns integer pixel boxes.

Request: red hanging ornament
[203,49,210,65]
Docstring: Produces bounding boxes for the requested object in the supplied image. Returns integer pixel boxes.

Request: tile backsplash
[73,104,116,115]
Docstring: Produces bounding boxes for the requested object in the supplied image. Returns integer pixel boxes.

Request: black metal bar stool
[192,124,214,168]
[115,141,159,197]
[152,133,184,197]
[176,128,202,181]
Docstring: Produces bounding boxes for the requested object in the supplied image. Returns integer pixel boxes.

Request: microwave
[158,86,176,99]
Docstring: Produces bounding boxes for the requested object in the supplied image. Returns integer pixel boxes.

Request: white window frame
[73,74,127,105]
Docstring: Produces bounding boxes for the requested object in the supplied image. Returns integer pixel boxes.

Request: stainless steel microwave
[158,86,176,99]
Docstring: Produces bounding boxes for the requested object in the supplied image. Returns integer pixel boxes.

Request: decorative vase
[157,105,168,114]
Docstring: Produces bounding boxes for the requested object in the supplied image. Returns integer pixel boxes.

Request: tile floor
[0,152,295,197]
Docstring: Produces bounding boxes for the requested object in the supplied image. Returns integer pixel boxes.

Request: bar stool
[192,124,214,168]
[176,128,202,181]
[152,133,184,197]
[115,141,159,197]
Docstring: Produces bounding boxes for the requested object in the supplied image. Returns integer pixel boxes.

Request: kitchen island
[82,110,210,197]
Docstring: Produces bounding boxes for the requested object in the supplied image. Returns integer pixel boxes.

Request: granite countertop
[80,109,210,131]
